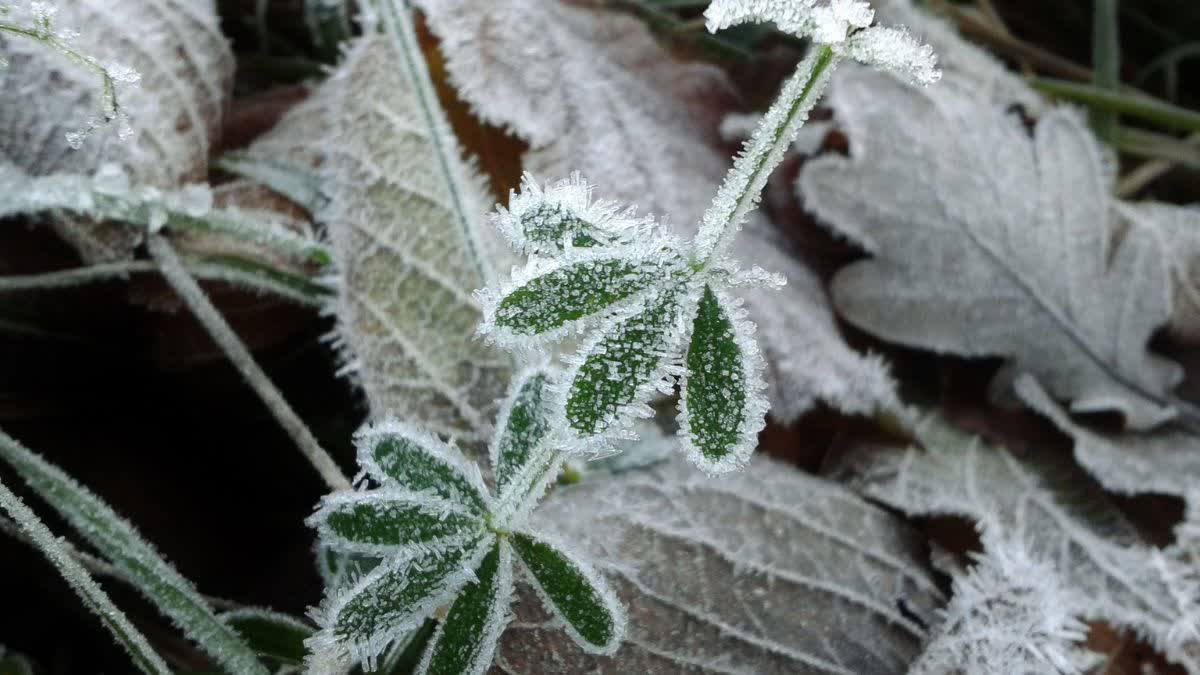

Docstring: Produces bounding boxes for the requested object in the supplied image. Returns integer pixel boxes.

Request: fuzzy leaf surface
[1121,201,1200,344]
[801,67,1181,429]
[417,0,895,422]
[832,413,1200,670]
[564,287,687,439]
[310,491,484,554]
[496,451,942,673]
[491,370,553,499]
[321,31,511,438]
[0,0,233,261]
[0,429,267,675]
[680,285,766,473]
[355,421,490,514]
[419,541,513,675]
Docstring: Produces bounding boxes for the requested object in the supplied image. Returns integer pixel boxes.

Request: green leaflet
[0,475,170,675]
[511,533,620,652]
[315,494,483,552]
[331,537,487,643]
[493,258,664,336]
[684,285,745,463]
[566,288,683,436]
[362,425,489,514]
[420,542,511,675]
[492,371,553,497]
[518,202,601,251]
[0,430,268,675]
[222,609,314,666]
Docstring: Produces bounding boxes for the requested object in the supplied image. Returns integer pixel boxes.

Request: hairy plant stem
[0,21,122,121]
[148,235,351,492]
[695,44,837,266]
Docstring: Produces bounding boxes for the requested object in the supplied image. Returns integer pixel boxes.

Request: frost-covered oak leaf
[832,413,1200,671]
[496,447,944,673]
[801,67,1182,430]
[306,369,624,674]
[418,0,899,425]
[479,177,771,474]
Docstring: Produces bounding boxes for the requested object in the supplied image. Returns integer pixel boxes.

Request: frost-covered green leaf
[680,285,767,474]
[562,286,689,441]
[222,608,314,666]
[497,451,943,673]
[480,245,682,346]
[0,0,233,261]
[354,420,490,515]
[308,536,491,672]
[801,66,1182,430]
[0,428,268,675]
[418,541,513,675]
[491,369,554,499]
[492,173,650,256]
[510,532,623,655]
[0,471,169,674]
[321,27,511,439]
[423,0,901,425]
[832,413,1200,671]
[309,490,485,555]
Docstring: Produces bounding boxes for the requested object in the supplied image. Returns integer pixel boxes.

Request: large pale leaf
[415,0,896,423]
[0,428,269,675]
[321,29,512,438]
[832,413,1200,670]
[0,0,233,260]
[495,451,943,673]
[801,66,1182,430]
[1120,201,1200,344]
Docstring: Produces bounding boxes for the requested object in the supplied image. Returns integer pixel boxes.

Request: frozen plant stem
[147,235,351,492]
[0,21,120,120]
[695,44,836,266]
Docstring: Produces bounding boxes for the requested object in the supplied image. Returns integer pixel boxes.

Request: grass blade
[0,429,269,675]
[1091,0,1121,143]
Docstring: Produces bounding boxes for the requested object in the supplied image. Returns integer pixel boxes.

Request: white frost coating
[910,536,1101,675]
[475,237,686,352]
[677,286,768,475]
[319,34,512,439]
[0,474,171,674]
[553,285,695,454]
[1120,201,1200,344]
[512,529,627,656]
[836,414,1200,671]
[721,112,833,157]
[415,541,516,675]
[308,488,486,557]
[0,0,233,261]
[353,418,493,513]
[801,67,1182,430]
[306,536,492,672]
[419,0,893,424]
[497,454,943,673]
[492,173,654,256]
[702,0,940,85]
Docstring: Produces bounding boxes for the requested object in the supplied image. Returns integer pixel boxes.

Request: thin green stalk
[1030,77,1200,133]
[148,235,351,492]
[0,21,122,123]
[695,44,837,265]
[0,469,170,675]
[1090,0,1121,143]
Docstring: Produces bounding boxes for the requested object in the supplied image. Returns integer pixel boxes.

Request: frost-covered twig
[0,1,140,147]
[148,235,351,492]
